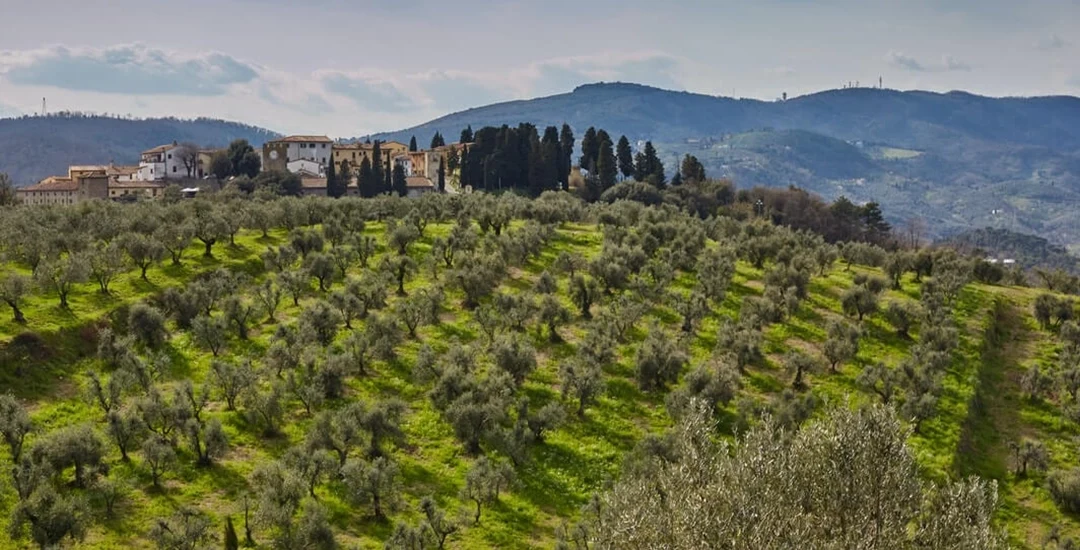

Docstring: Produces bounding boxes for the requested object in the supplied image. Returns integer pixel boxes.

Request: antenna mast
[41,97,46,116]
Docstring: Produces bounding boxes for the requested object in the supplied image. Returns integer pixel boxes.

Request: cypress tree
[326,155,345,198]
[670,171,683,186]
[634,151,649,181]
[597,137,617,191]
[616,135,634,180]
[460,125,474,143]
[385,161,393,194]
[430,131,445,149]
[459,145,470,188]
[680,154,706,183]
[358,157,374,198]
[339,160,352,194]
[580,127,598,172]
[642,141,665,188]
[409,136,418,152]
[559,123,574,189]
[437,157,446,192]
[370,141,383,194]
[597,129,611,148]
[392,164,408,196]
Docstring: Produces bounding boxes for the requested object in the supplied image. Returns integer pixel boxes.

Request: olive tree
[120,233,164,281]
[589,404,1007,549]
[35,253,89,309]
[460,457,515,524]
[0,272,32,323]
[342,456,399,520]
[148,506,214,550]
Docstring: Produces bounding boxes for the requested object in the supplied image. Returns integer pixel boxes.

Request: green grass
[0,223,1077,548]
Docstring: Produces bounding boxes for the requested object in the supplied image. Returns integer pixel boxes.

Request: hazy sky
[1,0,1078,136]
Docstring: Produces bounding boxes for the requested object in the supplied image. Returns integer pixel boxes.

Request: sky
[0,0,1078,137]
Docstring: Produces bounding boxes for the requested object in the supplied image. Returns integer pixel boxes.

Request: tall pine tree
[409,136,418,152]
[580,127,599,172]
[559,123,574,189]
[616,136,634,180]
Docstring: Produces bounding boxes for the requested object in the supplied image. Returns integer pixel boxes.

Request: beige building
[196,149,221,179]
[108,180,167,200]
[405,176,436,197]
[17,166,110,206]
[331,140,410,176]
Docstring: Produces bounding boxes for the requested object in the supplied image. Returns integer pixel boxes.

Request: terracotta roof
[142,144,174,155]
[69,165,108,172]
[300,177,328,189]
[19,177,78,192]
[106,165,141,176]
[271,135,333,143]
[405,176,434,189]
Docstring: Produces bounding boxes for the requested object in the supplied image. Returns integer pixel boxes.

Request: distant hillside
[376,82,1080,152]
[0,114,279,184]
[375,83,1080,244]
[942,227,1080,272]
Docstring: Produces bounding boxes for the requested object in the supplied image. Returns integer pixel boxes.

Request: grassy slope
[0,222,1074,548]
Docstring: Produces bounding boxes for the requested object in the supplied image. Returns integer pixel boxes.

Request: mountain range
[4,83,1080,248]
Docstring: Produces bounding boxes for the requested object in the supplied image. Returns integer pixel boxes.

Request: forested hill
[0,114,279,184]
[376,83,1080,246]
[375,82,1080,152]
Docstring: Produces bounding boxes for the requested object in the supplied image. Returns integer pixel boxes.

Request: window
[172,166,177,173]
[322,144,327,148]
[167,154,172,159]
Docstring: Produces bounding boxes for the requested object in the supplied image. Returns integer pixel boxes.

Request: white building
[287,159,324,177]
[393,154,414,176]
[139,142,186,181]
[263,136,333,172]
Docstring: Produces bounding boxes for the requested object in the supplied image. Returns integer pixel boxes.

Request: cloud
[321,73,417,112]
[1036,34,1068,51]
[0,43,690,135]
[887,51,971,72]
[0,44,258,96]
[413,71,513,113]
[764,66,796,77]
